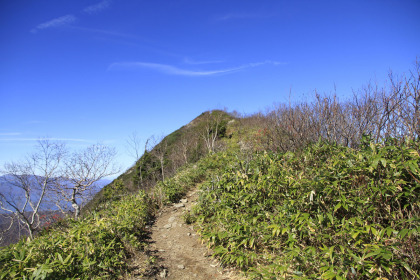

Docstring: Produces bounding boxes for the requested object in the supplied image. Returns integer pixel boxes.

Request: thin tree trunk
[71,188,80,219]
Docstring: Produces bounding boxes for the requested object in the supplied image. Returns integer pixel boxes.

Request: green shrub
[192,141,420,279]
[0,191,152,279]
[152,151,234,205]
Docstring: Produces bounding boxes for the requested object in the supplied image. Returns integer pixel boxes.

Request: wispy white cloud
[68,26,138,39]
[31,14,77,33]
[31,1,111,34]
[83,0,111,14]
[108,60,285,77]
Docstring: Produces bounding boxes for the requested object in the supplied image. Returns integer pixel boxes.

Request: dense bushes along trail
[190,140,420,279]
[1,139,419,279]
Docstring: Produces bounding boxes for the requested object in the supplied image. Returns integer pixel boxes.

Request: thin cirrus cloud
[108,60,284,77]
[31,1,111,33]
[83,0,112,14]
[67,26,138,40]
[31,14,77,33]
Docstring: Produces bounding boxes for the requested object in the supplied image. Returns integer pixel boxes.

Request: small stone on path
[159,269,167,278]
[174,203,185,208]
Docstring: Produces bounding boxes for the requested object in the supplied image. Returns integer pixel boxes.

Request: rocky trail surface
[135,189,243,280]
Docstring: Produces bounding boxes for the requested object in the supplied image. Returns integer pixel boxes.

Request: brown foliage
[258,60,420,152]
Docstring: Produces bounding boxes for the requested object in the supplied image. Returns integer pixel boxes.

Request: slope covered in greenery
[1,63,419,279]
[1,113,419,279]
[0,110,234,279]
[0,190,153,279]
[84,110,234,213]
[189,139,420,279]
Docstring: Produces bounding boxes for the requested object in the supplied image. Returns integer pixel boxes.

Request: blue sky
[1,0,419,176]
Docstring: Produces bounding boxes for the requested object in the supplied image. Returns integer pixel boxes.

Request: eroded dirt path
[142,189,242,280]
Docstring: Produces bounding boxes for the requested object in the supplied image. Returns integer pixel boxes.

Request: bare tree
[168,134,192,174]
[387,60,420,141]
[136,138,150,187]
[202,111,224,153]
[262,59,420,152]
[55,144,119,219]
[0,140,66,239]
[180,134,190,165]
[126,131,142,163]
[126,132,149,188]
[0,213,14,239]
[151,135,168,181]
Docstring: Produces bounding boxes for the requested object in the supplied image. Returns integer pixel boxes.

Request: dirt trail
[141,189,242,280]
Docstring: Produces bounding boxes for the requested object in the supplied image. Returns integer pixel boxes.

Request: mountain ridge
[1,76,419,279]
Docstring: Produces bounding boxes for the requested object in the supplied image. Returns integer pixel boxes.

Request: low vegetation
[1,61,419,279]
[190,139,419,279]
[0,145,228,279]
[0,190,153,279]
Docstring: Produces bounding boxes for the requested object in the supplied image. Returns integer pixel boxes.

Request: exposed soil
[130,189,243,280]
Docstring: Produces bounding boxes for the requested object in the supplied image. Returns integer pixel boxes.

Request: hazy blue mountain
[0,175,111,213]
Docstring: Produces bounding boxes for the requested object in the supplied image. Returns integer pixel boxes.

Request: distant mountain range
[0,175,111,213]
